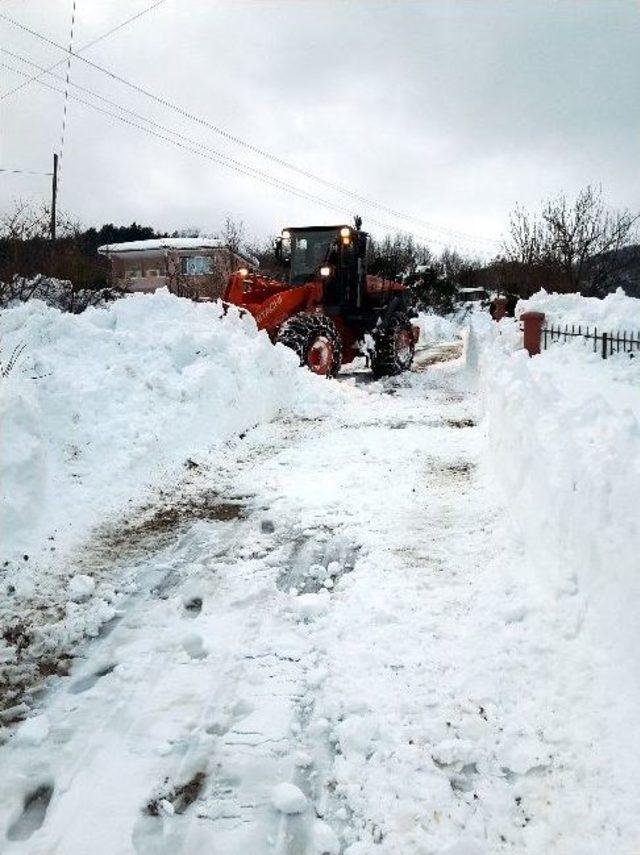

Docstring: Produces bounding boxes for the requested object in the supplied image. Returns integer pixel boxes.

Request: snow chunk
[159,799,175,816]
[270,782,307,814]
[290,589,330,621]
[294,750,313,768]
[312,819,340,854]
[67,574,95,603]
[15,713,50,745]
[306,666,328,688]
[432,738,476,767]
[181,633,208,660]
[335,714,378,758]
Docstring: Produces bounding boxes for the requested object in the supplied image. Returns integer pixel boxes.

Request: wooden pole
[50,152,58,242]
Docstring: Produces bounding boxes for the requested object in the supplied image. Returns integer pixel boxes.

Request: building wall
[166,249,231,301]
[109,247,247,300]
[110,251,168,293]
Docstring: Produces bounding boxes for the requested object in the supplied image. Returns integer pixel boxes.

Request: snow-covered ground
[1,289,639,853]
[0,291,342,717]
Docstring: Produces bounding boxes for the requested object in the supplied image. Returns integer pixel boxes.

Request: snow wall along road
[0,288,340,565]
[481,290,640,819]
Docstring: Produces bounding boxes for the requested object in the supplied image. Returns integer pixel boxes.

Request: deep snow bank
[0,289,338,561]
[486,291,640,619]
[517,286,640,331]
[416,305,491,346]
[486,345,640,608]
[415,311,461,343]
[483,305,640,787]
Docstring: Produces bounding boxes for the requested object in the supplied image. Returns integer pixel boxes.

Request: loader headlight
[238,267,249,277]
[320,266,331,277]
[340,227,351,238]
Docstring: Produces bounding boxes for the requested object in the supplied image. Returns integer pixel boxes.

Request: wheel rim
[395,329,413,366]
[307,336,334,375]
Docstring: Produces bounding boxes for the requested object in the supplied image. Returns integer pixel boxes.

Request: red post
[521,311,545,356]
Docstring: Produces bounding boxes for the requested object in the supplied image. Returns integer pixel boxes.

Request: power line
[0,0,169,102]
[2,58,482,253]
[0,61,367,224]
[5,48,464,247]
[1,59,350,213]
[4,54,491,254]
[0,168,53,176]
[0,11,499,249]
[57,0,77,186]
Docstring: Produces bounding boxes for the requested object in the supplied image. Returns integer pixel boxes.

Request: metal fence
[542,323,640,359]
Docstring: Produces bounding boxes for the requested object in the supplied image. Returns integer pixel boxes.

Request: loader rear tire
[277,313,342,378]
[371,313,415,378]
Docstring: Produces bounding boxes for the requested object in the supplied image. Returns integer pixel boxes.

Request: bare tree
[0,199,47,241]
[0,198,78,241]
[503,186,639,295]
[502,203,547,268]
[171,227,201,238]
[542,185,639,294]
[218,215,245,254]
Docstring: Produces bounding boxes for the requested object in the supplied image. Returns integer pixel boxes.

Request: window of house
[146,269,158,277]
[127,268,142,279]
[181,255,213,276]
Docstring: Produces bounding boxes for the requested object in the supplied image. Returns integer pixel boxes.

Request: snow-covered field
[0,288,639,853]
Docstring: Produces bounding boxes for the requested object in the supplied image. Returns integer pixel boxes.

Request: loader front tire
[371,313,416,378]
[277,313,342,378]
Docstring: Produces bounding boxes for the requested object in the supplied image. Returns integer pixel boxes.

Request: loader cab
[275,223,368,313]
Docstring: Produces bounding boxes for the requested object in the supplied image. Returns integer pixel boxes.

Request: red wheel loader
[223,218,419,378]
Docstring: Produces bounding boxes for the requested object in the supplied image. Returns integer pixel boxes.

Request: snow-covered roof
[98,238,225,254]
[98,237,259,268]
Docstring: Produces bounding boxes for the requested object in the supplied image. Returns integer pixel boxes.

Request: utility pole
[50,152,58,241]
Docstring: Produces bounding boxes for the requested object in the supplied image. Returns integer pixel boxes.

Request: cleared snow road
[0,347,619,854]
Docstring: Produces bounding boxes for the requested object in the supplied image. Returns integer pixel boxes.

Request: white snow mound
[15,714,50,745]
[67,574,96,603]
[517,286,640,331]
[0,288,340,561]
[270,782,307,814]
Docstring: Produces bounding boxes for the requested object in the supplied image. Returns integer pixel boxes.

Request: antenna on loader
[354,214,362,231]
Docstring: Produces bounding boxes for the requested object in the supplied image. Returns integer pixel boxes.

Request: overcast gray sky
[1,0,639,255]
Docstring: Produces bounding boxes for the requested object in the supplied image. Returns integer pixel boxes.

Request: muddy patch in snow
[0,484,247,722]
[90,489,246,564]
[442,460,476,478]
[145,770,207,817]
[415,340,464,367]
[446,417,476,429]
